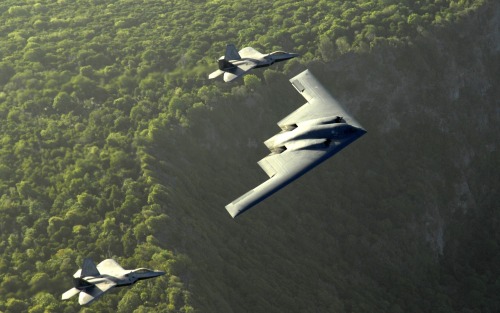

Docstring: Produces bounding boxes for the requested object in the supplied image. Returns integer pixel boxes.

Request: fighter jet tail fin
[224,44,241,60]
[80,258,100,277]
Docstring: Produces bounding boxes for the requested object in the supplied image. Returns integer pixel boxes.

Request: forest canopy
[0,0,493,312]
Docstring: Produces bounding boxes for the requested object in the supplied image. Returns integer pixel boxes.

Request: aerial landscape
[0,0,499,312]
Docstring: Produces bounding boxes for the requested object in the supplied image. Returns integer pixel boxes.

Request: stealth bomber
[209,44,299,82]
[226,69,366,218]
[62,258,165,305]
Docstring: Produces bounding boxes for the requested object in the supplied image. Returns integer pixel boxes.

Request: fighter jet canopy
[132,268,155,274]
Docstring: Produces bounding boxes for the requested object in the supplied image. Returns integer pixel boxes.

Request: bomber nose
[357,127,367,135]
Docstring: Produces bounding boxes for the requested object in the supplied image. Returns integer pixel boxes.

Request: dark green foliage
[0,0,497,312]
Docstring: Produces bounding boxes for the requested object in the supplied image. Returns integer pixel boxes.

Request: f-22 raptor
[209,44,299,82]
[62,258,165,305]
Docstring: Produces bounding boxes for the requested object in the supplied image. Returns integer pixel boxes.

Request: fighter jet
[62,258,165,305]
[209,44,299,82]
[226,69,366,218]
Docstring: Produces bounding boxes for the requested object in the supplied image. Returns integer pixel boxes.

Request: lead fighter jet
[209,44,299,82]
[62,258,165,305]
[226,70,366,218]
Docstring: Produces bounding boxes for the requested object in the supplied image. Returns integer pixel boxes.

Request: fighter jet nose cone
[156,271,166,276]
[284,53,299,60]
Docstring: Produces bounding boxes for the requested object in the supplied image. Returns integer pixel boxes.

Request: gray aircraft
[62,258,165,305]
[209,44,299,82]
[226,69,366,218]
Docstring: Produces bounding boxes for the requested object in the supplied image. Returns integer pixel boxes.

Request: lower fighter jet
[62,258,165,305]
[226,69,366,218]
[209,44,299,82]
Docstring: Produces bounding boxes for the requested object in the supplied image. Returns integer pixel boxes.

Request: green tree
[335,36,351,54]
[243,74,261,90]
[0,62,16,85]
[318,35,335,61]
[5,298,28,313]
[52,91,74,113]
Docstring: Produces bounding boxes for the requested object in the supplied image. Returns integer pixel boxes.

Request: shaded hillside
[145,2,500,312]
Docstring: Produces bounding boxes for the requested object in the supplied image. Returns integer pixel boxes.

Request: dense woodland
[0,0,498,312]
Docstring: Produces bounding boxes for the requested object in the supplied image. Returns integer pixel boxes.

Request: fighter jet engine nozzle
[218,59,236,71]
[73,277,94,289]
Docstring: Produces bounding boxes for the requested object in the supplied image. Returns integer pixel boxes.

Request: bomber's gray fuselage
[225,69,366,218]
[226,122,365,217]
[266,122,363,152]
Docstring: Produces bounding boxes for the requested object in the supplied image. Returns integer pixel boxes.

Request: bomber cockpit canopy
[333,116,345,123]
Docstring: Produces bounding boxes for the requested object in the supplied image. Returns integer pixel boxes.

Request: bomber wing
[279,70,363,129]
[225,70,365,218]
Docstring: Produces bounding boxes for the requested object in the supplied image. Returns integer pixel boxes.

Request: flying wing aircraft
[62,258,165,305]
[209,44,299,82]
[225,69,366,218]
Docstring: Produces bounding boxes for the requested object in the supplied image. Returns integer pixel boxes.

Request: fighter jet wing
[238,47,266,59]
[96,259,126,276]
[278,69,363,129]
[78,279,117,305]
[225,69,365,218]
[223,60,258,82]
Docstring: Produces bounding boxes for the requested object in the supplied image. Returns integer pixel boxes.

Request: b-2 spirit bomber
[226,70,366,218]
[62,258,165,305]
[209,44,299,82]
